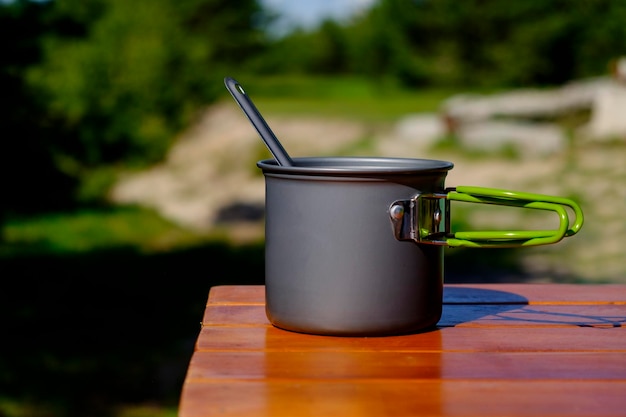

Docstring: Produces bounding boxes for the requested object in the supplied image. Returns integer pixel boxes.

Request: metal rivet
[390,204,404,220]
[433,208,442,226]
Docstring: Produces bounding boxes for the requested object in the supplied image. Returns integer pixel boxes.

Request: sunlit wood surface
[179,284,626,417]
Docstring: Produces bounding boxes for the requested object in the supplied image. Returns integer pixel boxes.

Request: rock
[109,103,366,231]
[109,104,267,231]
[580,80,626,141]
[455,120,567,157]
[441,77,608,123]
[394,113,446,147]
[437,77,618,157]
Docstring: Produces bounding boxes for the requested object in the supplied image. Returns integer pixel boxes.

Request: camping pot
[257,156,583,337]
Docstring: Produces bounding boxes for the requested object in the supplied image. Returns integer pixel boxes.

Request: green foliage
[1,0,269,217]
[347,0,430,86]
[74,165,123,205]
[261,0,626,88]
[1,206,207,255]
[238,75,455,121]
[27,0,267,168]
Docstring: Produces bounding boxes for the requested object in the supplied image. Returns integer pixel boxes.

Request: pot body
[258,157,454,336]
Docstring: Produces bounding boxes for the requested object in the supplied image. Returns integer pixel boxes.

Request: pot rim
[257,156,454,176]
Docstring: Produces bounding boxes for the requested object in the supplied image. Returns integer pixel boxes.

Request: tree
[0,0,270,219]
[306,0,626,88]
[309,19,350,74]
[27,0,268,169]
[346,0,431,86]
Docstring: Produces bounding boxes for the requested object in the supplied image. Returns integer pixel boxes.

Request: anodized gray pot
[257,156,454,336]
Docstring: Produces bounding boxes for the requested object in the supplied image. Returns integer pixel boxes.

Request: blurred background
[1,0,625,415]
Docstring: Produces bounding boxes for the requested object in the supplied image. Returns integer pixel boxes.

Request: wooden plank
[205,284,626,306]
[201,304,626,328]
[203,305,270,326]
[195,326,626,353]
[186,351,626,381]
[182,285,626,417]
[207,285,265,305]
[179,380,626,417]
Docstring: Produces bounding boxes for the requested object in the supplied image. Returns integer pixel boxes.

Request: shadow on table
[442,286,626,328]
[440,286,529,327]
[443,286,529,304]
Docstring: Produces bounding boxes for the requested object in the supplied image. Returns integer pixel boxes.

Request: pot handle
[388,186,584,248]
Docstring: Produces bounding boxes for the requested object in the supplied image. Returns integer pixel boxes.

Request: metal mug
[257,157,583,336]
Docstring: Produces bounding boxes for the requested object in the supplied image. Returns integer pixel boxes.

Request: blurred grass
[1,207,210,256]
[0,401,178,417]
[221,74,459,121]
[1,221,265,417]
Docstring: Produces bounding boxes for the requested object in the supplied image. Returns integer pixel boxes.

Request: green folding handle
[446,186,584,248]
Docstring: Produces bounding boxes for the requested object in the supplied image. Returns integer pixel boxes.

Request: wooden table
[179,284,626,417]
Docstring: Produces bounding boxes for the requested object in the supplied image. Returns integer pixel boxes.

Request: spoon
[224,77,294,167]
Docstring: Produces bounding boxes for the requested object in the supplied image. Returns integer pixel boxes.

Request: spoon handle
[224,77,294,167]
